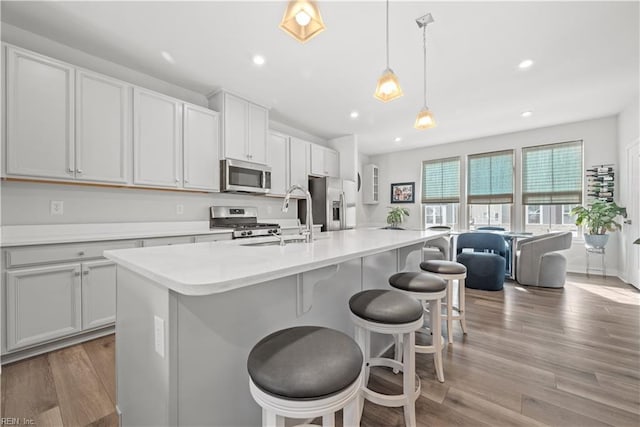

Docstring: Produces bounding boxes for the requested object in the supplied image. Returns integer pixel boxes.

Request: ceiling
[1,1,638,155]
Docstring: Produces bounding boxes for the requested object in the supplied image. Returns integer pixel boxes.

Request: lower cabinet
[6,264,83,351]
[81,260,117,330]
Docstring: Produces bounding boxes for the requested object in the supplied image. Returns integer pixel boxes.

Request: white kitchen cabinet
[6,264,82,351]
[75,70,130,183]
[290,137,310,189]
[208,91,269,165]
[133,88,182,188]
[310,144,340,178]
[5,46,75,179]
[183,104,220,191]
[81,260,116,329]
[363,164,379,204]
[268,132,289,196]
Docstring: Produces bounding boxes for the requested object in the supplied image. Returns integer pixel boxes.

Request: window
[422,157,460,228]
[467,150,514,231]
[522,140,583,205]
[524,204,578,234]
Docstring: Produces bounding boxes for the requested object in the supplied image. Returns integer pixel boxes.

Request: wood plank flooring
[2,274,639,426]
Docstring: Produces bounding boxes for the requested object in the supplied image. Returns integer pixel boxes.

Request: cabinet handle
[78,251,85,256]
[184,179,189,184]
[74,271,81,277]
[175,178,180,183]
[83,270,89,276]
[67,167,74,174]
[76,169,83,174]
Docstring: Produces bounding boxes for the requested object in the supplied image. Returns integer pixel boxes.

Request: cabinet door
[325,149,340,178]
[183,104,220,191]
[141,236,194,247]
[81,260,116,330]
[290,138,310,189]
[267,132,288,196]
[133,89,182,187]
[6,264,82,351]
[248,103,268,164]
[76,70,130,183]
[6,47,75,179]
[310,144,326,176]
[223,93,248,161]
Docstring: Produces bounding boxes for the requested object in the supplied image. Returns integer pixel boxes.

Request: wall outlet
[176,204,184,215]
[50,200,64,216]
[154,315,165,358]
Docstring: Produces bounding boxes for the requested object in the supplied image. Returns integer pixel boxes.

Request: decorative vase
[584,233,609,249]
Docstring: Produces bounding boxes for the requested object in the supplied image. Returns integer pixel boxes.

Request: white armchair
[516,232,573,288]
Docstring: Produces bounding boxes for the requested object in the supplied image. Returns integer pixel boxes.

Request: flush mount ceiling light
[279,0,325,43]
[374,0,403,102]
[414,13,436,130]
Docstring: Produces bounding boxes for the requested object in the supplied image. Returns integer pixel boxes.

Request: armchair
[456,232,507,291]
[515,232,572,288]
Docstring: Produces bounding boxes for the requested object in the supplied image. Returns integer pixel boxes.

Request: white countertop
[104,228,446,296]
[0,221,233,247]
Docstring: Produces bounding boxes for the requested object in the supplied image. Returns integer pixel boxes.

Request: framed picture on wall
[390,182,415,203]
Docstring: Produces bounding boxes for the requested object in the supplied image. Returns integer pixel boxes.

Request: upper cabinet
[290,137,310,189]
[310,144,340,178]
[133,88,182,188]
[208,91,268,165]
[183,104,220,191]
[76,70,130,183]
[5,47,131,183]
[267,132,289,196]
[363,164,379,204]
[6,47,75,179]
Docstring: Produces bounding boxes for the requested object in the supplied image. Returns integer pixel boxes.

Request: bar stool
[247,326,363,427]
[349,289,424,427]
[420,260,467,344]
[388,272,447,383]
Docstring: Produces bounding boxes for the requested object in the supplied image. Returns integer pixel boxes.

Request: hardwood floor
[2,273,638,426]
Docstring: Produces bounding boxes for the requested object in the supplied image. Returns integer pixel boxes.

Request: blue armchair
[456,232,507,291]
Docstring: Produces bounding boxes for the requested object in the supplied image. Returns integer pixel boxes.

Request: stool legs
[429,298,444,382]
[402,330,417,427]
[446,282,454,344]
[262,408,284,427]
[459,277,467,334]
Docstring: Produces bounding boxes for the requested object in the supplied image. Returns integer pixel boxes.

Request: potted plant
[570,200,626,248]
[386,207,409,229]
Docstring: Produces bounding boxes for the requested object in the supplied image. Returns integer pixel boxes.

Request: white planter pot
[584,233,609,249]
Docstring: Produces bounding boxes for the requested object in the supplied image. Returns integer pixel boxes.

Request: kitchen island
[104,228,447,426]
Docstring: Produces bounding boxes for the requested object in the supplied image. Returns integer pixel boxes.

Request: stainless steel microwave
[221,159,271,194]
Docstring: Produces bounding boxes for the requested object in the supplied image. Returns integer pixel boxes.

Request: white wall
[617,95,640,287]
[367,116,620,275]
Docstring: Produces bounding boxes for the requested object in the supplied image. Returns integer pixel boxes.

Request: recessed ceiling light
[394,137,402,142]
[252,55,266,66]
[350,111,359,119]
[518,59,534,69]
[161,51,175,64]
[521,111,533,118]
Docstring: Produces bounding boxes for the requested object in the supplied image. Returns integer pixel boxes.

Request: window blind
[467,150,514,204]
[422,157,460,203]
[522,140,583,205]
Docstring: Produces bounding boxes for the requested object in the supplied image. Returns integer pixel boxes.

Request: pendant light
[374,0,403,102]
[279,0,326,43]
[414,13,436,130]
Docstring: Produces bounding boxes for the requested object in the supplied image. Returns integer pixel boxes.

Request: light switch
[50,200,64,216]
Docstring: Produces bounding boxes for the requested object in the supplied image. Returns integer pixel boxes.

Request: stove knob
[272,229,278,234]
[240,231,247,236]
[247,230,253,236]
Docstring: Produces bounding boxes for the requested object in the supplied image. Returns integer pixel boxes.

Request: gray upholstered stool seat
[388,271,447,293]
[420,259,469,344]
[349,289,426,426]
[349,289,423,325]
[248,326,362,399]
[420,260,467,275]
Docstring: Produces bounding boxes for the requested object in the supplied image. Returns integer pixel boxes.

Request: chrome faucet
[282,184,314,243]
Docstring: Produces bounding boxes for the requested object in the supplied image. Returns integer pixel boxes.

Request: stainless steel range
[210,206,280,239]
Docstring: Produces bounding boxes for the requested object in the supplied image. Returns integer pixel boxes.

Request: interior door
[625,141,639,288]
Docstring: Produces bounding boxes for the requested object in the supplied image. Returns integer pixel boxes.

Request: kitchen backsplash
[0,181,297,225]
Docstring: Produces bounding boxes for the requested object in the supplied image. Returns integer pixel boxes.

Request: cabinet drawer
[194,234,232,243]
[5,240,138,268]
[141,236,194,247]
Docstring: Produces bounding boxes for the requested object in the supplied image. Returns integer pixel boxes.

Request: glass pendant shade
[374,68,403,102]
[279,1,325,43]
[414,107,436,129]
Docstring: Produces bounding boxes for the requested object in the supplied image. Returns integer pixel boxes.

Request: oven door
[221,159,271,193]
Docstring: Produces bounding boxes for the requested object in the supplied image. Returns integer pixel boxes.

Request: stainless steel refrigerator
[298,177,357,231]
